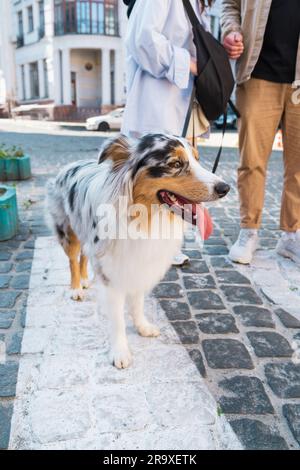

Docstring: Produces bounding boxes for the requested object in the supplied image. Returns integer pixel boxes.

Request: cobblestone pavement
[8,237,241,450]
[0,119,300,449]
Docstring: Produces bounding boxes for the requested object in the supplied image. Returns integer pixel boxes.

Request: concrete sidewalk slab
[9,237,241,450]
[238,250,300,318]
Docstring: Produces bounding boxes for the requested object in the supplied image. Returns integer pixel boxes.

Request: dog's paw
[81,278,89,290]
[110,345,132,369]
[71,288,84,301]
[137,322,160,338]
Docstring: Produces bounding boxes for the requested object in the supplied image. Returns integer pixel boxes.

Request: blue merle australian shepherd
[46,134,230,368]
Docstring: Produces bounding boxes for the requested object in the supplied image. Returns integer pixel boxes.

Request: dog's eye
[169,161,182,169]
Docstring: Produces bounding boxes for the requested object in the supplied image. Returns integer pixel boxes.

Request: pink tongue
[196,205,213,240]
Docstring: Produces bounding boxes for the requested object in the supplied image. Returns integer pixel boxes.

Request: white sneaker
[229,229,259,265]
[172,251,190,267]
[276,230,300,267]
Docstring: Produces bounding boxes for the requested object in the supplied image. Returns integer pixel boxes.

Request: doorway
[71,71,77,105]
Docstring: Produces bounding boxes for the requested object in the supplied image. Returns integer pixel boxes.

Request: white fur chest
[101,235,183,294]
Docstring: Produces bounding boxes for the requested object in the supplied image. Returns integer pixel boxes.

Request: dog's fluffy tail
[45,179,55,231]
[45,178,66,235]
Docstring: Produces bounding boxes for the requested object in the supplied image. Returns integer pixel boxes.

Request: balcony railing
[54,19,119,37]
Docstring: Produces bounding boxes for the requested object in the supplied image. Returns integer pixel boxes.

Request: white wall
[13,0,55,102]
[0,0,16,105]
[70,50,102,107]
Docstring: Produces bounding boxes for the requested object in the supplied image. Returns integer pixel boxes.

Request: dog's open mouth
[157,190,213,240]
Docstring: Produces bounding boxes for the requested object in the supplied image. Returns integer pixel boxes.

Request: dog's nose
[215,182,230,198]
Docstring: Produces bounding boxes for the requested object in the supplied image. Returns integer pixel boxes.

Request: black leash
[182,88,226,174]
[212,99,240,174]
[228,99,240,118]
[182,92,240,174]
[212,109,227,174]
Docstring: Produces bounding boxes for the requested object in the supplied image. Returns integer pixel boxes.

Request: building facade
[0,1,16,116]
[3,0,128,119]
[0,0,223,120]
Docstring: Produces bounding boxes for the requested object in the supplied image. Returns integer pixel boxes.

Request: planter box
[0,155,31,181]
[0,185,18,241]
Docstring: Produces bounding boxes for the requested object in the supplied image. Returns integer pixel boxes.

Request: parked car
[86,108,124,131]
[214,107,237,130]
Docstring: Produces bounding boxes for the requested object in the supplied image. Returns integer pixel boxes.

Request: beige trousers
[236,78,300,232]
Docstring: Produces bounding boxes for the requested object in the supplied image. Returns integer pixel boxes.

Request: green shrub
[0,144,25,159]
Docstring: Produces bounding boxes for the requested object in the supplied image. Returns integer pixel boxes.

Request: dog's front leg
[128,293,160,338]
[104,287,132,369]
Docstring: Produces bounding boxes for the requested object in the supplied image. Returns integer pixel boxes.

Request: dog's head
[99,134,230,238]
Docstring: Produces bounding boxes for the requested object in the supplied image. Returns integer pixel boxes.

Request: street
[0,119,300,450]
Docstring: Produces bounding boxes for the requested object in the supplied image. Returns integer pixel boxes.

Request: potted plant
[0,144,31,181]
[0,185,18,241]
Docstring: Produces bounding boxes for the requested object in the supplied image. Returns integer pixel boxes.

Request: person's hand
[190,58,198,76]
[223,32,244,60]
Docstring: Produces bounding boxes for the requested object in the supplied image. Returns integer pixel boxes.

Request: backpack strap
[123,0,136,18]
[182,0,203,30]
[182,86,196,138]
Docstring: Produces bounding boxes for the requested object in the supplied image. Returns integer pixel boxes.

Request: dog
[46,134,230,368]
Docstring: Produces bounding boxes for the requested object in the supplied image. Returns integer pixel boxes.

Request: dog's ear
[98,135,131,169]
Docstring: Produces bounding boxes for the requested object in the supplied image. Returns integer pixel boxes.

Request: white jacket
[121,0,210,137]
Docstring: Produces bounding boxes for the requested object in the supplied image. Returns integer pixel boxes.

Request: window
[91,1,104,34]
[21,65,26,100]
[54,1,119,36]
[43,59,49,98]
[66,0,77,33]
[27,6,34,33]
[54,0,64,35]
[29,62,39,99]
[39,1,45,37]
[105,2,118,36]
[17,11,23,36]
[17,10,24,46]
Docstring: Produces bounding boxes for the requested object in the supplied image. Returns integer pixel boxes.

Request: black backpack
[182,0,235,122]
[182,0,239,172]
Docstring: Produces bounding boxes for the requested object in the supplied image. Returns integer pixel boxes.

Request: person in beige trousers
[221,0,300,265]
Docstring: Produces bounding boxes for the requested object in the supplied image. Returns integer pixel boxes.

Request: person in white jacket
[121,0,212,265]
